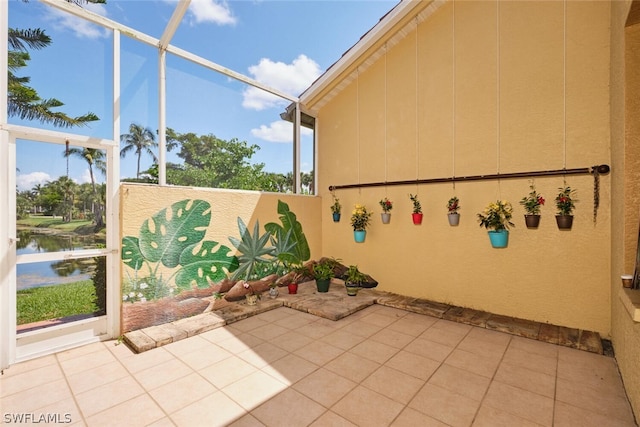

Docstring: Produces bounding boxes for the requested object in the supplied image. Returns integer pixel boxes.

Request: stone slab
[558,326,580,349]
[143,323,188,346]
[172,312,226,337]
[123,329,156,353]
[444,307,491,327]
[403,298,450,318]
[538,323,560,345]
[486,314,541,339]
[578,330,603,354]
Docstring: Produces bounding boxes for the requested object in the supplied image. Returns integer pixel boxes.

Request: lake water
[17,230,104,290]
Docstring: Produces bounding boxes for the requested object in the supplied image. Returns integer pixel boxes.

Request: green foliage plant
[344,265,367,286]
[555,186,577,215]
[228,218,275,281]
[409,194,422,214]
[265,200,310,266]
[313,261,335,281]
[447,196,460,214]
[121,199,239,300]
[331,194,341,214]
[477,200,515,231]
[520,184,545,215]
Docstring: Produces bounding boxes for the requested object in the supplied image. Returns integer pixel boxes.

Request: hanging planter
[350,204,372,243]
[477,200,514,248]
[331,194,341,222]
[520,184,545,229]
[354,230,366,243]
[332,213,341,222]
[446,197,460,226]
[555,186,577,230]
[379,197,393,224]
[409,194,423,225]
[524,215,541,228]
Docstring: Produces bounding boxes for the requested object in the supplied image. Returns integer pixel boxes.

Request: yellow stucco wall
[317,0,612,335]
[119,183,321,301]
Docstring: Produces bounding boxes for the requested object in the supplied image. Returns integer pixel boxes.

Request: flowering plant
[520,184,545,215]
[409,194,422,214]
[379,197,393,213]
[477,200,515,231]
[555,186,577,215]
[350,204,372,231]
[242,281,261,299]
[446,196,460,214]
[331,194,341,214]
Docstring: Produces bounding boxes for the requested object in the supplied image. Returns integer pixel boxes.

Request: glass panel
[8,1,112,138]
[16,257,106,333]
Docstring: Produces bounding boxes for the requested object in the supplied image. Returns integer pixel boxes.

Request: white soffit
[300,0,446,114]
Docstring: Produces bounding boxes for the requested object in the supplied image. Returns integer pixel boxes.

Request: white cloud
[46,3,110,39]
[251,120,312,143]
[243,55,322,111]
[79,169,94,185]
[17,172,51,192]
[189,0,236,25]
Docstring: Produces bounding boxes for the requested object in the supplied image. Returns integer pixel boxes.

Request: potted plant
[446,196,460,226]
[343,265,366,296]
[287,264,306,294]
[379,197,393,224]
[555,186,577,230]
[409,194,423,225]
[331,194,342,222]
[477,200,515,248]
[312,260,335,293]
[520,184,545,228]
[350,204,372,243]
[268,282,279,299]
[242,281,261,305]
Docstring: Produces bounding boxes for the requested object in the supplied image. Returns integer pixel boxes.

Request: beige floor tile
[223,370,288,410]
[557,351,625,396]
[227,413,266,427]
[0,354,56,378]
[251,388,325,426]
[1,379,73,414]
[216,333,265,355]
[556,377,636,422]
[466,326,512,346]
[362,365,425,404]
[370,328,415,349]
[501,345,557,377]
[254,307,297,323]
[199,356,258,389]
[294,340,344,366]
[149,372,217,414]
[332,385,404,427]
[472,405,544,427]
[66,360,130,394]
[386,316,434,337]
[175,343,233,370]
[237,342,288,369]
[369,305,409,319]
[324,351,380,383]
[199,325,241,343]
[482,381,554,426]
[269,330,314,352]
[391,407,449,427]
[296,322,337,339]
[31,397,82,426]
[420,325,469,348]
[0,363,65,398]
[106,340,137,360]
[445,348,502,378]
[163,335,213,357]
[457,334,510,360]
[428,363,491,401]
[261,353,319,385]
[320,329,367,351]
[359,312,401,328]
[294,367,357,407]
[84,393,164,427]
[227,315,270,333]
[171,391,246,427]
[247,323,290,341]
[146,417,178,427]
[340,319,384,338]
[134,357,194,391]
[409,383,480,427]
[56,341,106,361]
[385,350,441,381]
[309,410,358,427]
[553,400,637,427]
[510,336,559,359]
[403,337,454,362]
[349,338,400,364]
[118,347,175,374]
[59,348,117,377]
[75,376,145,418]
[493,361,555,398]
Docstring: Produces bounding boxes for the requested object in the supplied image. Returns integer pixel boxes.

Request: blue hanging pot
[488,230,509,248]
[354,230,366,243]
[332,212,341,222]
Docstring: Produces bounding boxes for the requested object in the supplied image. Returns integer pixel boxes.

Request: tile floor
[1,305,636,427]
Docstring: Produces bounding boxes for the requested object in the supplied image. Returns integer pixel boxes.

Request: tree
[8,28,99,127]
[64,148,106,228]
[120,123,158,179]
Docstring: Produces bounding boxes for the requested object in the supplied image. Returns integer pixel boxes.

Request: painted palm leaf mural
[121,199,239,300]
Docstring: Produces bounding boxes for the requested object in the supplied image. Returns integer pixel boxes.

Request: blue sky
[9,0,397,191]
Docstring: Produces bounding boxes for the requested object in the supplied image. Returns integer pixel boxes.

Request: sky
[9,0,398,191]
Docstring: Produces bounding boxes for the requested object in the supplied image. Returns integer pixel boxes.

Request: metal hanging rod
[328,164,610,191]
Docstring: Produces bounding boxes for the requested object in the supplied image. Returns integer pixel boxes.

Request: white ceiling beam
[160,0,191,50]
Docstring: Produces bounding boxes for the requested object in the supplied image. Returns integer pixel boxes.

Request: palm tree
[64,148,106,228]
[8,28,98,127]
[120,123,158,179]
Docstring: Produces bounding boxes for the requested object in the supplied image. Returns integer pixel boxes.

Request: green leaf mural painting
[121,199,239,302]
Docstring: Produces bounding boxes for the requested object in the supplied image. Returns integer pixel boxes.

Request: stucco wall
[316,1,612,334]
[611,0,640,417]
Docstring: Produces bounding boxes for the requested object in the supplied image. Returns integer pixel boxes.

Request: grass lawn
[17,281,99,325]
[17,215,102,236]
